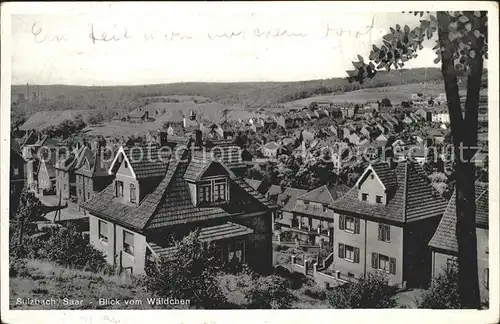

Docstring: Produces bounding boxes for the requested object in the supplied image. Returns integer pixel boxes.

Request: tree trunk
[437,11,481,309]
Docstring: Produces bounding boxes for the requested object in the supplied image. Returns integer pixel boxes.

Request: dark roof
[148,222,254,257]
[121,145,169,180]
[297,184,347,205]
[428,182,489,252]
[82,150,277,231]
[334,161,448,223]
[369,162,398,189]
[277,187,308,212]
[245,178,263,191]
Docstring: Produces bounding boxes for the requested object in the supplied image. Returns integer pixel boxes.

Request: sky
[9,3,443,86]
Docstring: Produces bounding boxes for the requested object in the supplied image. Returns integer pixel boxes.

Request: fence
[290,254,344,289]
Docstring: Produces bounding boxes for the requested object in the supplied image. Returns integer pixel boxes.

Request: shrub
[304,286,327,300]
[328,272,397,308]
[418,268,460,309]
[10,257,30,278]
[243,275,296,309]
[37,225,107,272]
[143,231,226,309]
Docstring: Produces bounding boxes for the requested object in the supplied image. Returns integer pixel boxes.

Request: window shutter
[355,218,360,234]
[387,226,391,241]
[338,243,345,259]
[378,224,382,240]
[372,253,378,269]
[339,215,345,230]
[354,247,360,263]
[390,257,396,274]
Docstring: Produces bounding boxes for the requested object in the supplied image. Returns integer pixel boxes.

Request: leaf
[470,50,475,58]
[433,57,441,64]
[465,23,472,31]
[377,62,386,69]
[357,55,364,63]
[396,24,401,31]
[458,15,469,23]
[485,52,488,59]
[390,27,396,33]
[420,19,430,27]
[372,45,380,52]
[404,25,410,33]
[473,29,481,38]
[369,62,375,69]
[474,11,481,17]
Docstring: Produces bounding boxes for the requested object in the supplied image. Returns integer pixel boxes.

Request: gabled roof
[429,182,489,253]
[266,185,282,197]
[108,145,169,180]
[277,187,308,212]
[334,161,448,223]
[355,162,398,191]
[82,150,277,231]
[245,178,263,191]
[297,184,349,205]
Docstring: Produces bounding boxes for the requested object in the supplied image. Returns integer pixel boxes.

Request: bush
[304,286,327,300]
[328,272,397,308]
[279,231,294,242]
[143,231,227,309]
[243,275,296,309]
[36,225,107,272]
[418,268,460,309]
[10,257,30,278]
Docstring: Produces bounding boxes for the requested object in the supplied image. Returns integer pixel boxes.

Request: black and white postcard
[1,2,498,324]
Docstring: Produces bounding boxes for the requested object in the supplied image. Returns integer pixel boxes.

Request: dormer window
[362,193,368,201]
[198,177,228,204]
[124,161,128,168]
[130,183,137,203]
[116,180,124,198]
[376,195,383,204]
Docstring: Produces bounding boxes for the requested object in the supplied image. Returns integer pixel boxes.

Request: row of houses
[268,161,489,303]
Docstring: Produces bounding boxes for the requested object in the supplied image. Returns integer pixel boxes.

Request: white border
[1,2,499,324]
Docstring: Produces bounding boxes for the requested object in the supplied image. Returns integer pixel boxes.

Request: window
[87,191,91,200]
[98,220,108,243]
[484,268,489,288]
[372,253,396,274]
[213,179,227,202]
[123,230,134,256]
[446,258,458,272]
[116,180,124,198]
[124,161,128,168]
[322,205,328,213]
[362,193,368,201]
[370,174,374,180]
[13,167,19,176]
[338,243,360,263]
[378,224,391,242]
[376,195,383,204]
[339,215,360,233]
[198,178,228,204]
[64,184,67,191]
[130,184,136,203]
[198,180,212,203]
[228,240,245,263]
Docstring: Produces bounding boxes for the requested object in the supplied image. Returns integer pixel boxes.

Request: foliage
[42,114,87,138]
[87,111,107,125]
[244,275,296,309]
[328,272,397,308]
[348,12,487,83]
[304,286,328,301]
[381,97,392,107]
[143,231,227,309]
[9,257,30,278]
[39,225,107,272]
[418,267,461,309]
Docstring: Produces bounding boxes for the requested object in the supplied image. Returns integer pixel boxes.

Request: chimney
[194,129,203,146]
[159,131,168,147]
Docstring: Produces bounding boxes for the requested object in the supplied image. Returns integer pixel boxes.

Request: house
[431,108,450,124]
[55,144,93,202]
[376,134,389,143]
[218,120,235,140]
[413,108,431,122]
[434,93,447,106]
[275,187,308,233]
[260,142,281,159]
[428,182,489,304]
[81,146,278,275]
[266,185,282,203]
[10,140,26,207]
[37,149,57,196]
[349,133,361,146]
[128,103,167,123]
[290,184,351,246]
[332,161,448,287]
[75,142,114,214]
[360,125,372,139]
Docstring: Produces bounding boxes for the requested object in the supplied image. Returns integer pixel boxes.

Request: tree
[349,11,487,309]
[143,231,227,309]
[328,272,397,308]
[418,267,461,309]
[381,97,392,107]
